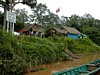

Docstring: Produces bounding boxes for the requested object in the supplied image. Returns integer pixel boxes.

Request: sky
[37,0,100,19]
[0,0,100,19]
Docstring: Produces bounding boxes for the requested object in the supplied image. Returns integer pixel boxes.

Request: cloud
[1,0,100,19]
[38,0,100,19]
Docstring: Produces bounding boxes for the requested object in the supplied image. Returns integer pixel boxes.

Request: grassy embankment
[0,30,100,75]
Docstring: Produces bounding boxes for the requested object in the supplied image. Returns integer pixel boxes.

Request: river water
[25,54,100,75]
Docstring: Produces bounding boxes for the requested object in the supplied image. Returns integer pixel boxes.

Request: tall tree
[30,3,61,27]
[66,14,81,31]
[83,13,94,27]
[0,0,37,30]
[14,8,29,32]
[93,19,100,30]
[14,8,29,24]
[30,3,48,24]
[47,10,61,25]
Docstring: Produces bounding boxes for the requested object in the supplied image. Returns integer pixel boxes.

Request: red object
[56,8,60,13]
[19,30,22,33]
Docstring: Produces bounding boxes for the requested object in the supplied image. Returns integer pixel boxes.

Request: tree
[15,21,24,32]
[63,13,100,45]
[47,10,61,25]
[94,19,100,30]
[30,3,61,28]
[0,0,37,30]
[82,26,100,45]
[0,11,3,28]
[83,13,94,27]
[65,14,95,31]
[14,8,29,24]
[66,14,81,31]
[30,3,48,24]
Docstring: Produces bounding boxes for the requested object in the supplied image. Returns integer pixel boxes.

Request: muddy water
[95,71,100,75]
[25,54,100,75]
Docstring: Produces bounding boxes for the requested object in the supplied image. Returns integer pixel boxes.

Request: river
[25,54,100,75]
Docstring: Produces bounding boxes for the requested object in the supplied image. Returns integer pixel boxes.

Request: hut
[22,23,44,37]
[61,26,81,39]
[45,27,66,37]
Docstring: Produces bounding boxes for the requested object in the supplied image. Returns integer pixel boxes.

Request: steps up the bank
[62,51,75,61]
[64,47,78,59]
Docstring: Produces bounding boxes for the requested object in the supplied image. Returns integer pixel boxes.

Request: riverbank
[0,30,100,75]
[24,54,100,75]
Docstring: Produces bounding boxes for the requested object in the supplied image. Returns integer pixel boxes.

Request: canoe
[52,59,100,75]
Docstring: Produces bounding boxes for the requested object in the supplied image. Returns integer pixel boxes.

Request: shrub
[0,30,100,75]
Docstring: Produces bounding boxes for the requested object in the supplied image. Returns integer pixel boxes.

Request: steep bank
[0,30,100,75]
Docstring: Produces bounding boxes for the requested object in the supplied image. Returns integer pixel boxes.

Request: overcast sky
[37,0,100,19]
[1,0,100,19]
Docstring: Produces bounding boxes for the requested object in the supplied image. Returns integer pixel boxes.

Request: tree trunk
[3,6,7,31]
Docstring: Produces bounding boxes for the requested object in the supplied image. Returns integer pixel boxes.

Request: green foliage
[1,0,37,31]
[82,26,100,45]
[0,30,27,75]
[22,0,37,8]
[47,35,100,54]
[19,36,65,64]
[30,3,48,24]
[0,30,100,75]
[14,8,29,24]
[30,3,61,26]
[65,14,100,45]
[15,21,24,32]
[68,38,100,54]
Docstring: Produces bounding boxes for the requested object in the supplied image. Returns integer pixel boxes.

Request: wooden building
[61,26,81,39]
[22,23,44,37]
[45,27,66,37]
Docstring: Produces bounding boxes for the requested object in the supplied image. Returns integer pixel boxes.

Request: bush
[68,38,100,54]
[0,30,27,75]
[0,30,100,75]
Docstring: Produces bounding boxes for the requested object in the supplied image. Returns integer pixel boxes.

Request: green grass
[0,30,100,75]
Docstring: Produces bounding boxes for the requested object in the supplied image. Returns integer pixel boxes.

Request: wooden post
[10,22,12,32]
[7,21,9,32]
[12,23,14,33]
[30,62,32,71]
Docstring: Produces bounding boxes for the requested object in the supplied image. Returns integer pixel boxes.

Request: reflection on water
[25,54,100,75]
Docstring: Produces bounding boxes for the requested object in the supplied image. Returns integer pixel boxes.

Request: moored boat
[52,59,100,75]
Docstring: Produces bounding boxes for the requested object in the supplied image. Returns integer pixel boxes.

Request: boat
[52,59,100,75]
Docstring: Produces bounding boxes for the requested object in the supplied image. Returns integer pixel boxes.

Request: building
[22,23,44,37]
[61,26,81,39]
[45,27,66,37]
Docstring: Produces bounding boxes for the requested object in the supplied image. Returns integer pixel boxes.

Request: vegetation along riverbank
[0,30,100,75]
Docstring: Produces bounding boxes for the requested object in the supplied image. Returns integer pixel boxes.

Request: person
[19,29,22,35]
